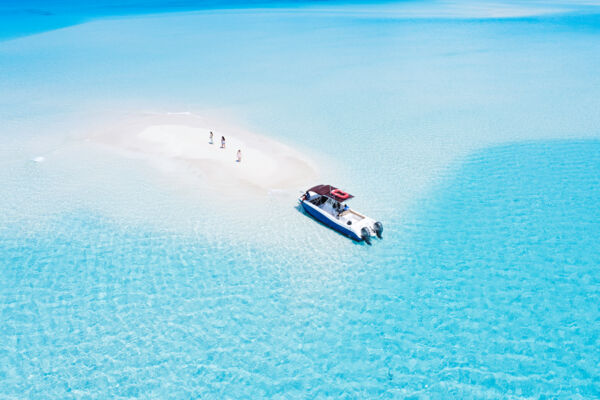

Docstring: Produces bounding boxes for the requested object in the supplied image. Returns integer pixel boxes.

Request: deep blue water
[0,0,249,40]
[0,0,381,41]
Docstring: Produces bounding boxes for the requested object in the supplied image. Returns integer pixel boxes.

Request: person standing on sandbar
[237,149,242,163]
[221,136,226,148]
[209,131,213,144]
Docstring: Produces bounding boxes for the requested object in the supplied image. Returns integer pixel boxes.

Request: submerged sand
[89,112,318,196]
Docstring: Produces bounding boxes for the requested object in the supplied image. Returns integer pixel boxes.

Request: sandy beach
[89,112,318,196]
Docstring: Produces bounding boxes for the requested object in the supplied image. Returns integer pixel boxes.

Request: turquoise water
[1,1,600,398]
[2,141,598,398]
[0,0,326,41]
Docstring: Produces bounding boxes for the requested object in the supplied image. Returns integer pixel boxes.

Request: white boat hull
[300,191,381,243]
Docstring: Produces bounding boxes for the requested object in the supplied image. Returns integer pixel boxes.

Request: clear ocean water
[1,1,599,398]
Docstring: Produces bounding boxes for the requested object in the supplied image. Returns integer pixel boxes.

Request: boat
[299,184,383,244]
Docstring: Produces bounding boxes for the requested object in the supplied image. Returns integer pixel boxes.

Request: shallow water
[1,1,600,398]
[2,140,598,398]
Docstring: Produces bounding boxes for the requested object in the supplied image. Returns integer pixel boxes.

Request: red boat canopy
[308,184,354,202]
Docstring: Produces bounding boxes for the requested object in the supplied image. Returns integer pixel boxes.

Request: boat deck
[339,210,365,223]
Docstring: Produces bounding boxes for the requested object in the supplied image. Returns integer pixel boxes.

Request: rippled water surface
[1,1,600,398]
[2,140,599,398]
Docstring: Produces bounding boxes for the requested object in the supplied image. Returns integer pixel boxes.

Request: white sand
[90,112,318,196]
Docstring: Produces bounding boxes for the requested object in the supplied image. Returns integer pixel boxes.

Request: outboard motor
[361,227,372,245]
[374,221,383,239]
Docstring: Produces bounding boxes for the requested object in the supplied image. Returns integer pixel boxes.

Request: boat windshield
[311,196,346,216]
[309,195,327,206]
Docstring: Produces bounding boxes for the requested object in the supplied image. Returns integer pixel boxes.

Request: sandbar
[89,112,318,197]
